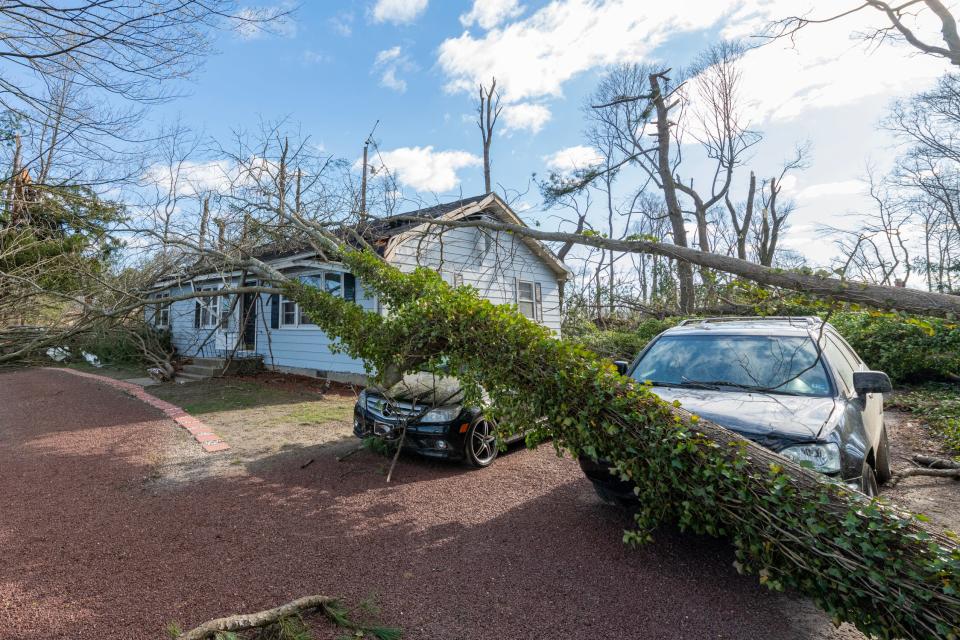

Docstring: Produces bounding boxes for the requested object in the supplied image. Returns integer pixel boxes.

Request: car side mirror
[613,360,630,376]
[853,370,892,396]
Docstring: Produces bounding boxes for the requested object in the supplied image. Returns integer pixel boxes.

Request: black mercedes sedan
[581,317,894,502]
[354,372,513,467]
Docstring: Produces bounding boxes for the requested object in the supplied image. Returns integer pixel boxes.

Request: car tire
[875,427,893,485]
[591,481,636,508]
[463,417,498,468]
[592,481,618,504]
[860,462,880,497]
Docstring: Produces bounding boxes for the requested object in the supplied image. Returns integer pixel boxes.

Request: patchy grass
[62,361,146,381]
[146,374,360,473]
[888,383,960,458]
[151,380,288,414]
[284,399,356,424]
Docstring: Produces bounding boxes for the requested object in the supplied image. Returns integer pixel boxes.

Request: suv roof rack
[678,316,824,327]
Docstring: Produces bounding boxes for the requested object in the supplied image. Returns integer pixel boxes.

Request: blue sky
[147,0,952,266]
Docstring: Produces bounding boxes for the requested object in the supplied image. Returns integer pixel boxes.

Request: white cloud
[438,0,732,104]
[729,11,948,123]
[373,0,428,24]
[372,46,416,92]
[302,50,330,65]
[796,180,864,200]
[439,0,950,140]
[367,146,481,192]
[501,102,551,134]
[144,160,236,197]
[460,0,524,30]
[543,145,604,172]
[329,11,354,36]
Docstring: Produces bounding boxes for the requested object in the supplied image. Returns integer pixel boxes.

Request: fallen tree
[387,204,960,318]
[283,248,960,640]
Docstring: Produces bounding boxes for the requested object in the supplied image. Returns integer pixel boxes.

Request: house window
[515,279,544,322]
[281,297,298,326]
[517,281,536,319]
[277,271,356,328]
[453,273,464,287]
[154,292,170,328]
[198,289,220,328]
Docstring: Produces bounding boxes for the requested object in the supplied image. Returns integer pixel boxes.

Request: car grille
[365,395,428,421]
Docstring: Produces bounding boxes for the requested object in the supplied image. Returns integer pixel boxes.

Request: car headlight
[357,389,367,406]
[780,442,841,474]
[419,405,462,423]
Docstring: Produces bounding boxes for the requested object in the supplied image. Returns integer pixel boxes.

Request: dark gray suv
[580,317,894,500]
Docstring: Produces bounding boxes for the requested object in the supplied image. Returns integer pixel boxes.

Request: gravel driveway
[0,368,862,639]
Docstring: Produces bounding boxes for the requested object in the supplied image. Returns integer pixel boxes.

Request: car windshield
[631,334,832,397]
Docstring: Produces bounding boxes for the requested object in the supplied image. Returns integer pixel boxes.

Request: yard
[0,365,909,640]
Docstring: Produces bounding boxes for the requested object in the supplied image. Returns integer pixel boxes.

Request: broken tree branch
[178,595,336,640]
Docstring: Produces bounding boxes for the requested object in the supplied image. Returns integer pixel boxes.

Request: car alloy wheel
[465,418,498,467]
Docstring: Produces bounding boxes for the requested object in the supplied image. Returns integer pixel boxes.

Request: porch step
[190,357,228,367]
[181,363,221,377]
[175,372,208,383]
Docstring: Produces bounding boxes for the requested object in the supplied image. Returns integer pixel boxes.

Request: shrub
[68,324,172,365]
[565,317,679,360]
[830,312,960,384]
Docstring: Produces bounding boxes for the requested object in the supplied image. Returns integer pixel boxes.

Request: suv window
[632,334,833,397]
[822,337,856,393]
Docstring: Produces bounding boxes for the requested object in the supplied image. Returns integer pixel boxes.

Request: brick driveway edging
[45,367,230,453]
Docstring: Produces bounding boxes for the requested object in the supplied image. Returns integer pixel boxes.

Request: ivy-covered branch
[286,250,960,640]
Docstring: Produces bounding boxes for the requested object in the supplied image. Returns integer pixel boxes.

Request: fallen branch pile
[888,456,960,488]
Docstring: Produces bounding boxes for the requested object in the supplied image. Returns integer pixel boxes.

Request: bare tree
[754,145,809,266]
[477,78,502,194]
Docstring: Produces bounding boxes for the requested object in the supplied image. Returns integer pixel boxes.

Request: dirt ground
[882,407,960,532]
[0,367,883,640]
[3,368,957,639]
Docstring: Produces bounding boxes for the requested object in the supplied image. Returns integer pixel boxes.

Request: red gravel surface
[0,368,854,639]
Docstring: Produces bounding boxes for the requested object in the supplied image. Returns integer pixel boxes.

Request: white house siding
[389,225,563,334]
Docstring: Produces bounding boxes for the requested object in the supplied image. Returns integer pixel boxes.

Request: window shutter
[194,299,201,329]
[535,282,543,322]
[344,273,356,302]
[270,294,279,329]
[513,277,519,305]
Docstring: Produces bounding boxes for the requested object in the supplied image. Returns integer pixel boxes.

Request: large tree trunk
[649,73,696,313]
[401,210,960,317]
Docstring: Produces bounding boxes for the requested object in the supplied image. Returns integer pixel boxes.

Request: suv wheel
[464,418,498,468]
[860,462,879,497]
[875,427,892,485]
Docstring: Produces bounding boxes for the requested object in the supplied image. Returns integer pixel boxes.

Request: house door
[239,293,257,351]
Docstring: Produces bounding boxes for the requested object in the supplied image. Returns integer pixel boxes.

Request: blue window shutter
[344,273,356,302]
[270,294,279,329]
